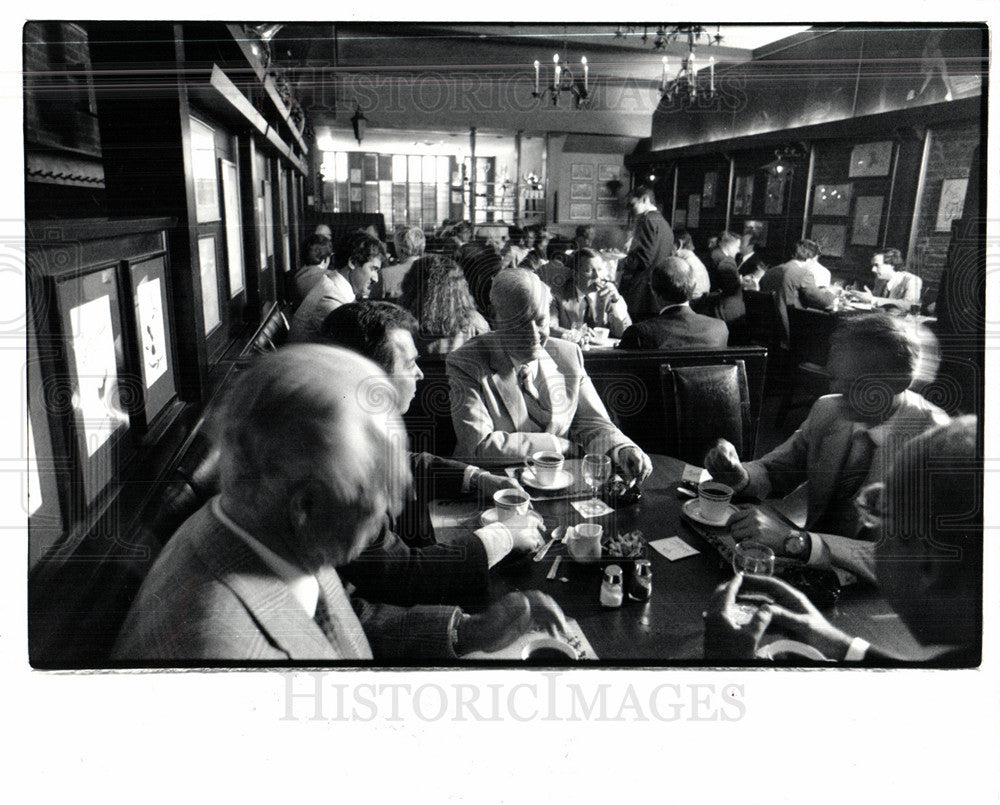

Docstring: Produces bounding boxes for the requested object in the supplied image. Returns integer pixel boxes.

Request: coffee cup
[698,480,734,525]
[493,488,531,522]
[521,637,578,663]
[590,326,610,345]
[566,523,603,562]
[524,450,565,487]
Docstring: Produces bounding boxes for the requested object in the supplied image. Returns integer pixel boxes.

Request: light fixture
[762,144,807,177]
[350,105,367,146]
[658,27,720,104]
[532,53,590,107]
[616,24,723,51]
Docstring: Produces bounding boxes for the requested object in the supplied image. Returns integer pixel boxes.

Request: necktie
[313,569,373,659]
[518,363,540,400]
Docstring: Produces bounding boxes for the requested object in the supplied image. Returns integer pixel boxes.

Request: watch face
[785,534,806,557]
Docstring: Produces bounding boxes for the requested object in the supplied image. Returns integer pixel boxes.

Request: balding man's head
[489,268,551,362]
[650,256,695,305]
[217,345,410,569]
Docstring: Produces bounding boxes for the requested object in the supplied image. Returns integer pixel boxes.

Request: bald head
[489,268,551,362]
[650,256,695,305]
[218,344,410,568]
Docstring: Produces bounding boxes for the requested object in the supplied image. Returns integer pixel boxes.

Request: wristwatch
[783,529,809,559]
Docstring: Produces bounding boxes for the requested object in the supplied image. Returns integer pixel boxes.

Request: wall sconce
[762,144,807,177]
[350,105,368,146]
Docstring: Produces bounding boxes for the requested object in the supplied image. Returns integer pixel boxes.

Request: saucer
[681,497,739,527]
[521,468,574,491]
[756,639,829,661]
[480,508,545,527]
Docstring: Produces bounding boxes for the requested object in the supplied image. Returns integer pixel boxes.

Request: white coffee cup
[521,637,578,662]
[590,326,610,344]
[698,480,735,525]
[493,488,531,522]
[566,523,603,562]
[525,450,565,487]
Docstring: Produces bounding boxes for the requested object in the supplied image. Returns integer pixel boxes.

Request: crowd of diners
[112,186,979,665]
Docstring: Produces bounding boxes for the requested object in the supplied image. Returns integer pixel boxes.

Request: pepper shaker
[627,559,653,602]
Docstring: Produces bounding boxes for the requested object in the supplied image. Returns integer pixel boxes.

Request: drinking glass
[731,541,775,626]
[580,454,611,517]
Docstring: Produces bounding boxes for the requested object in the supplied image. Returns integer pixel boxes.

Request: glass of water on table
[580,453,612,517]
[730,541,775,626]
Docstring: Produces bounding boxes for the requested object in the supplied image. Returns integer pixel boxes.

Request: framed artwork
[571,181,594,200]
[687,195,701,228]
[571,163,595,181]
[349,168,362,184]
[702,172,718,208]
[598,164,619,182]
[52,266,131,505]
[128,255,178,430]
[198,235,222,335]
[764,173,787,215]
[810,223,848,258]
[263,180,275,259]
[672,209,687,229]
[570,202,593,220]
[743,220,768,247]
[189,117,221,223]
[812,184,853,217]
[220,158,245,298]
[350,186,363,203]
[733,175,754,215]
[849,141,894,177]
[597,182,617,200]
[851,196,884,246]
[596,202,618,220]
[935,178,968,231]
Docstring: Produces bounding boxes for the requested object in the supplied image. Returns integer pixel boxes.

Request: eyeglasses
[854,481,886,530]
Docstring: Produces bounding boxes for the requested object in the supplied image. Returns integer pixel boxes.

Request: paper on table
[461,617,598,660]
[649,536,701,561]
[571,498,614,518]
[682,464,711,486]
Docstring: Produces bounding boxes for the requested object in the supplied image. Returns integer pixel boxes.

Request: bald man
[446,268,652,480]
[113,346,567,662]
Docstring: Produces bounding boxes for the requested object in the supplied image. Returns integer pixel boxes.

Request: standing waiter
[616,185,675,322]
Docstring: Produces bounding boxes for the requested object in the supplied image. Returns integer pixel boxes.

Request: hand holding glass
[731,541,775,626]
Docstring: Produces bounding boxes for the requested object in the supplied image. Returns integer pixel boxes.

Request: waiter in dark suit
[619,257,729,349]
[617,185,675,323]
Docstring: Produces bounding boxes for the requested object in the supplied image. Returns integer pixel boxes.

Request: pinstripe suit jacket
[446,332,635,465]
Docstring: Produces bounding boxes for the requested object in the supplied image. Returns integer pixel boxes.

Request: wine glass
[730,541,775,626]
[581,454,611,517]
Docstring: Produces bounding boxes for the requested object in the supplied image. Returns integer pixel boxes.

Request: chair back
[660,361,751,465]
[787,307,837,373]
[743,290,784,354]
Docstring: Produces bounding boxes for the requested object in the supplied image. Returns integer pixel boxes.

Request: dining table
[436,454,940,664]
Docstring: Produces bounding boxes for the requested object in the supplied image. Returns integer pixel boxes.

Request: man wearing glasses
[704,313,949,582]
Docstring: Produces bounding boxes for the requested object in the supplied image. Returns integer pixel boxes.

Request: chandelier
[655,26,721,103]
[615,24,722,51]
[531,53,590,107]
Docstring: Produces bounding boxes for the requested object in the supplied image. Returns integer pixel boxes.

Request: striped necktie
[313,568,373,659]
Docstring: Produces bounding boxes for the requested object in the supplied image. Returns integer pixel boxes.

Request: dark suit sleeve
[620,215,660,276]
[714,258,742,295]
[797,271,835,310]
[340,520,491,608]
[410,451,468,501]
[351,596,459,659]
[618,323,643,350]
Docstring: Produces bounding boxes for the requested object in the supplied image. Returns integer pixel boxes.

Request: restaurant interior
[24,22,987,667]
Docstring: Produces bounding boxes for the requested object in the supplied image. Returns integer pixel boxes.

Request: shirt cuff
[806,531,826,565]
[844,637,870,661]
[473,522,515,568]
[461,465,482,494]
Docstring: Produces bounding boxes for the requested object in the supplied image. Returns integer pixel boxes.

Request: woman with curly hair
[399,255,490,355]
[379,226,426,300]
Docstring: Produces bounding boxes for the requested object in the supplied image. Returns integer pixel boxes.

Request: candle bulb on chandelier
[709,56,715,93]
[661,56,668,91]
[690,49,697,97]
[553,53,561,88]
[533,60,540,94]
[581,56,588,92]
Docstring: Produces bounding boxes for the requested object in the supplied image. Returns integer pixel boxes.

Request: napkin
[570,498,614,518]
[648,536,700,561]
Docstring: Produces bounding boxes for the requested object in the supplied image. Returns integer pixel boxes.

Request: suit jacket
[289,271,355,343]
[446,332,635,464]
[736,252,765,278]
[882,271,923,306]
[704,255,746,322]
[618,304,729,350]
[618,209,675,322]
[758,260,835,337]
[112,503,457,662]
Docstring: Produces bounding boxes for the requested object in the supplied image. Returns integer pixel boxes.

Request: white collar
[211,497,319,618]
[659,302,690,314]
[329,269,356,298]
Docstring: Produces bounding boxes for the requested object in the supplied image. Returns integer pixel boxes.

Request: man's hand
[456,591,570,655]
[847,287,874,304]
[728,507,793,555]
[703,574,773,660]
[476,472,523,502]
[616,445,652,484]
[501,513,546,553]
[735,575,854,661]
[596,280,622,306]
[704,438,749,492]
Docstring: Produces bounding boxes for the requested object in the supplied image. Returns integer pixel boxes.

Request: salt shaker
[600,564,624,607]
[627,559,653,602]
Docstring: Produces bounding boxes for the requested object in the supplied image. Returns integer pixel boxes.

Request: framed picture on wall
[764,173,787,215]
[702,172,718,208]
[598,164,619,182]
[189,117,221,223]
[849,141,893,177]
[597,181,617,200]
[810,223,848,258]
[220,158,245,298]
[596,202,618,220]
[812,184,853,217]
[198,235,222,336]
[733,175,754,215]
[570,202,593,220]
[935,178,968,231]
[687,195,701,228]
[571,163,595,181]
[128,255,178,431]
[743,220,768,247]
[851,196,884,246]
[571,182,594,200]
[672,209,687,229]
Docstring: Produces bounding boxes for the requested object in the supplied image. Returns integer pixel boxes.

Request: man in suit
[698,231,746,324]
[616,185,675,323]
[736,231,766,290]
[848,247,923,311]
[292,233,334,303]
[113,345,567,662]
[758,238,836,340]
[618,256,729,350]
[704,314,950,584]
[704,416,979,664]
[289,231,387,343]
[446,268,652,481]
